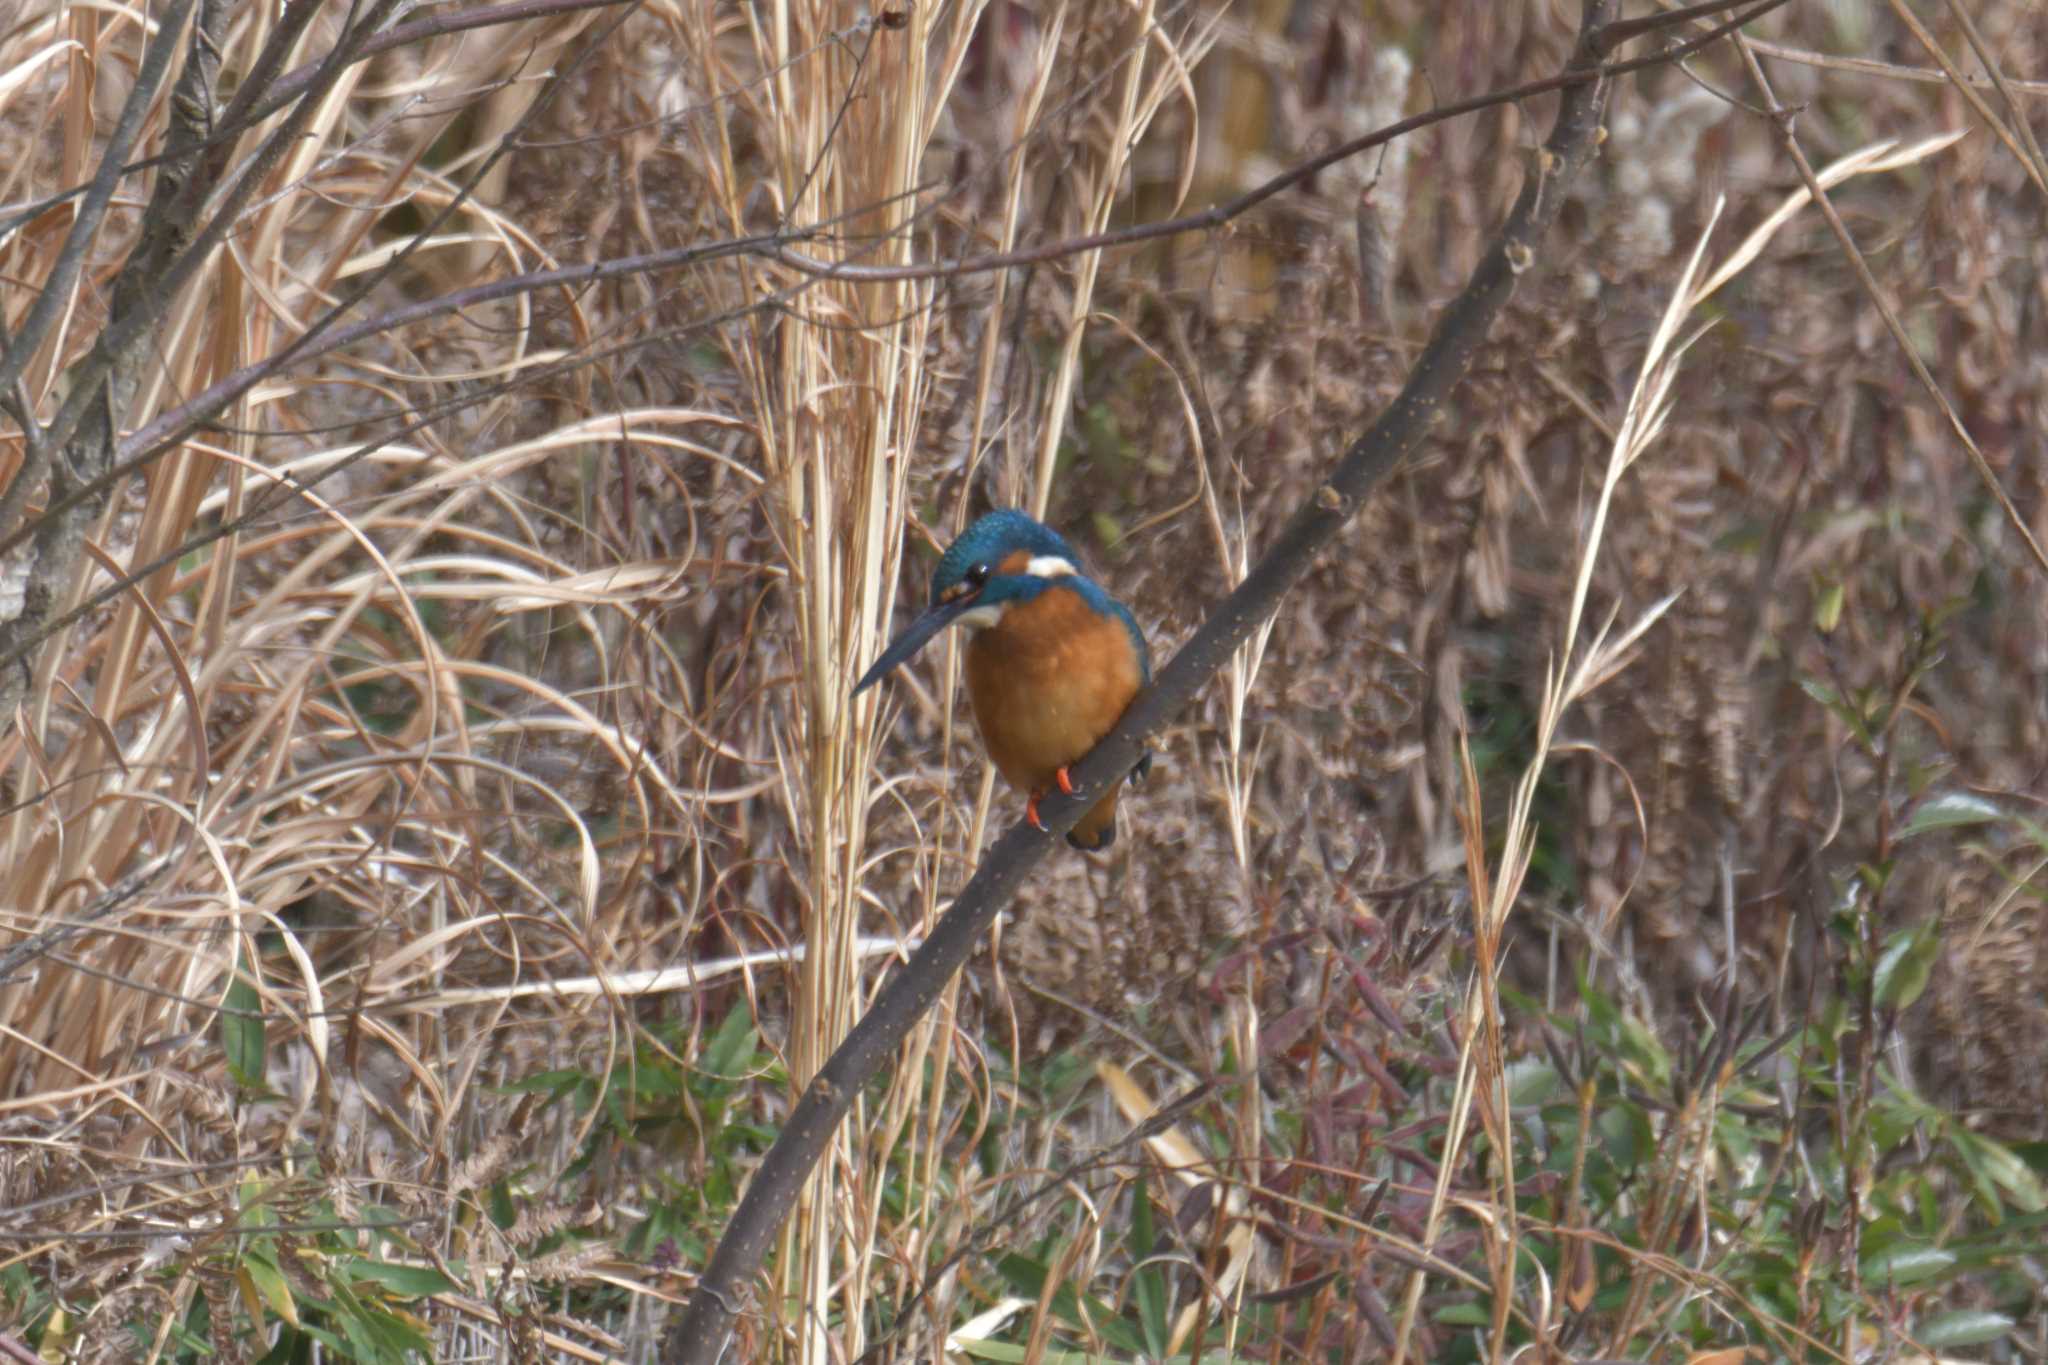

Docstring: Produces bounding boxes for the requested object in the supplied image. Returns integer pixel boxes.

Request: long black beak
[852,594,978,695]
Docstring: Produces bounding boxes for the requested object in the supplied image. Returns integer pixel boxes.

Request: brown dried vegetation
[1,0,2046,1360]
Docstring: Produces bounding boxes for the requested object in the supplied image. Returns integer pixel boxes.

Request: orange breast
[964,586,1143,798]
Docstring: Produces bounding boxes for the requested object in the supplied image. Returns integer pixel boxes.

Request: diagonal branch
[660,0,1632,1358]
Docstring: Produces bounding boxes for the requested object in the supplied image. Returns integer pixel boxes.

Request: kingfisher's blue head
[853,510,1147,695]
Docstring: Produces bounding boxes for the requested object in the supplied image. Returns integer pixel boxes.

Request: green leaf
[1797,676,1874,747]
[1506,1059,1564,1107]
[1434,1301,1491,1326]
[1128,1177,1168,1357]
[1614,1014,1672,1088]
[700,1000,761,1080]
[344,1259,459,1298]
[952,1343,1100,1364]
[1915,1309,2015,1348]
[253,1326,310,1365]
[221,943,267,1091]
[493,1068,587,1099]
[1872,920,1939,1010]
[295,1324,352,1358]
[240,1254,299,1328]
[997,1251,1049,1297]
[324,1281,383,1363]
[2012,1140,2048,1176]
[1950,1130,2048,1213]
[1814,580,1845,633]
[994,1253,1144,1353]
[1597,1102,1654,1169]
[324,1274,433,1364]
[1859,1242,1954,1285]
[488,1181,516,1228]
[1900,791,2004,838]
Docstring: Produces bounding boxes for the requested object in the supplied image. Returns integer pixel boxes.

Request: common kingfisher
[854,510,1152,851]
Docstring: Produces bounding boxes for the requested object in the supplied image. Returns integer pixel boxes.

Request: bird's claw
[1026,791,1048,832]
[1055,766,1076,796]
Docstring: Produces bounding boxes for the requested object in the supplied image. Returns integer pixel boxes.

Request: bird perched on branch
[854,509,1152,851]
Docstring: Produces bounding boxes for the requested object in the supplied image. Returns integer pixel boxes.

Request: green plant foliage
[221,941,267,1093]
[996,1248,1150,1355]
[1870,919,1939,1011]
[86,1179,470,1364]
[500,998,776,1275]
[1126,1174,1169,1358]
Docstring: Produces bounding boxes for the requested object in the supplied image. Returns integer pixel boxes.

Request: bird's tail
[1066,787,1122,851]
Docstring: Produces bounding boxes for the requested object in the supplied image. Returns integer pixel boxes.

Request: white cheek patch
[956,603,1005,630]
[1023,555,1076,579]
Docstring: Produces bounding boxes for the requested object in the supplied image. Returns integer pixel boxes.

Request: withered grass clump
[1,0,2045,1360]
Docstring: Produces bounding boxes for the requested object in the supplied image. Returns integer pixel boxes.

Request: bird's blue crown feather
[933,510,1150,683]
[931,510,1074,596]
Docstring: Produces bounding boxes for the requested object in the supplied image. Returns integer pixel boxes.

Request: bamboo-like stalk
[693,2,981,1355]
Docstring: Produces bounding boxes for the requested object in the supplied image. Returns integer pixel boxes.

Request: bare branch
[767,0,1789,286]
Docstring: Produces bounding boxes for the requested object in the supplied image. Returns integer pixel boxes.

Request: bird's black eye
[963,562,992,589]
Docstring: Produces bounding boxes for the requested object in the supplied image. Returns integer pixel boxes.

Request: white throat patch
[956,602,1004,630]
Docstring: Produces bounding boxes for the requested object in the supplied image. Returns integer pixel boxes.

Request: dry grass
[0,0,2045,1360]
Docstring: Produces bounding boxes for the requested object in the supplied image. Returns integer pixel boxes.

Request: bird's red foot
[1055,766,1076,795]
[1026,791,1048,831]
